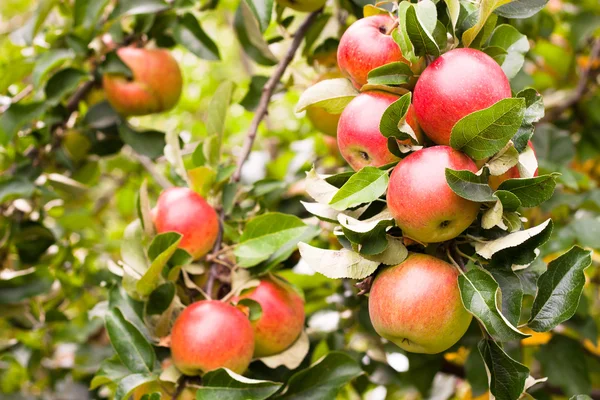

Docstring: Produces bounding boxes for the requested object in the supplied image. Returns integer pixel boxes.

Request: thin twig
[231,9,322,183]
[204,218,224,296]
[543,37,600,121]
[66,79,97,113]
[0,84,34,113]
[132,151,173,190]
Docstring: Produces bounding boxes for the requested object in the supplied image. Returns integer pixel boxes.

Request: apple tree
[1,0,600,399]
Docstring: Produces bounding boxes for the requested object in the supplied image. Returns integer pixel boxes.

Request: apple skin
[307,105,341,137]
[337,91,422,171]
[337,15,404,88]
[235,276,305,358]
[154,187,219,260]
[413,48,512,146]
[170,300,254,375]
[102,47,183,116]
[369,253,472,354]
[387,146,480,243]
[489,141,539,190]
[133,382,195,400]
[275,0,325,12]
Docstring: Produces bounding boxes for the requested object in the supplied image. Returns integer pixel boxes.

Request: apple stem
[385,19,399,35]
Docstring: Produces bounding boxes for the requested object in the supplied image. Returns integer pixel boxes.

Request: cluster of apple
[149,188,306,381]
[305,14,539,354]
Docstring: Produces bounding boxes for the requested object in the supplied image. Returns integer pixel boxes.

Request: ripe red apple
[337,15,404,88]
[236,275,305,357]
[413,48,512,145]
[170,300,254,375]
[337,91,421,171]
[387,146,480,243]
[103,47,183,116]
[154,187,219,260]
[369,253,472,354]
[489,141,539,190]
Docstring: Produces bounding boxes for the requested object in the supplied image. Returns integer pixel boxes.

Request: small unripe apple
[337,91,421,171]
[306,106,341,137]
[387,146,480,243]
[62,129,91,162]
[236,275,305,357]
[337,15,405,88]
[413,48,511,145]
[154,187,219,260]
[170,300,254,375]
[489,141,538,190]
[369,253,472,354]
[133,382,196,400]
[102,47,183,116]
[275,0,325,12]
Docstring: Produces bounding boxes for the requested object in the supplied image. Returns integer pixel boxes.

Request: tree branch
[132,151,173,190]
[231,9,322,183]
[0,84,34,113]
[543,37,600,121]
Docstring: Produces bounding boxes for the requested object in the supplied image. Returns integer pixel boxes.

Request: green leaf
[458,268,529,342]
[478,339,529,400]
[495,0,549,19]
[245,0,273,32]
[45,68,89,105]
[444,0,460,35]
[445,169,496,202]
[189,166,217,197]
[363,236,409,266]
[0,267,54,305]
[234,0,277,66]
[338,210,395,255]
[122,220,148,276]
[105,308,155,374]
[172,13,220,61]
[297,243,380,279]
[0,176,35,203]
[146,282,176,315]
[329,167,389,211]
[462,0,513,48]
[114,373,156,400]
[405,4,440,57]
[137,179,155,237]
[280,352,363,399]
[241,76,270,111]
[474,219,553,264]
[236,298,263,322]
[528,246,592,332]
[488,265,523,326]
[367,62,413,86]
[379,92,413,141]
[204,81,234,165]
[74,0,110,29]
[0,102,46,145]
[110,0,169,18]
[234,213,309,268]
[259,331,309,369]
[450,98,526,160]
[32,49,75,87]
[90,356,130,389]
[497,174,557,208]
[99,51,133,78]
[83,101,121,129]
[494,190,522,212]
[10,0,58,45]
[13,222,55,263]
[119,125,166,160]
[165,130,190,186]
[137,233,182,296]
[536,335,591,396]
[516,88,545,127]
[296,78,358,113]
[196,369,282,400]
[393,3,418,65]
[487,24,530,79]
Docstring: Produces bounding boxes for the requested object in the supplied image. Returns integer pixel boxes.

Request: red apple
[170,300,254,375]
[103,47,183,116]
[369,253,472,354]
[337,91,421,171]
[489,141,538,190]
[387,146,480,243]
[337,15,404,88]
[236,275,305,357]
[413,48,512,145]
[154,187,219,260]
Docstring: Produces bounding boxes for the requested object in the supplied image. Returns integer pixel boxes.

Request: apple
[102,47,183,116]
[369,253,472,354]
[307,106,341,137]
[489,141,538,190]
[387,146,480,243]
[413,48,512,146]
[337,15,405,88]
[275,0,325,12]
[154,187,219,260]
[337,90,421,171]
[170,300,254,375]
[236,275,305,357]
[133,382,195,400]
